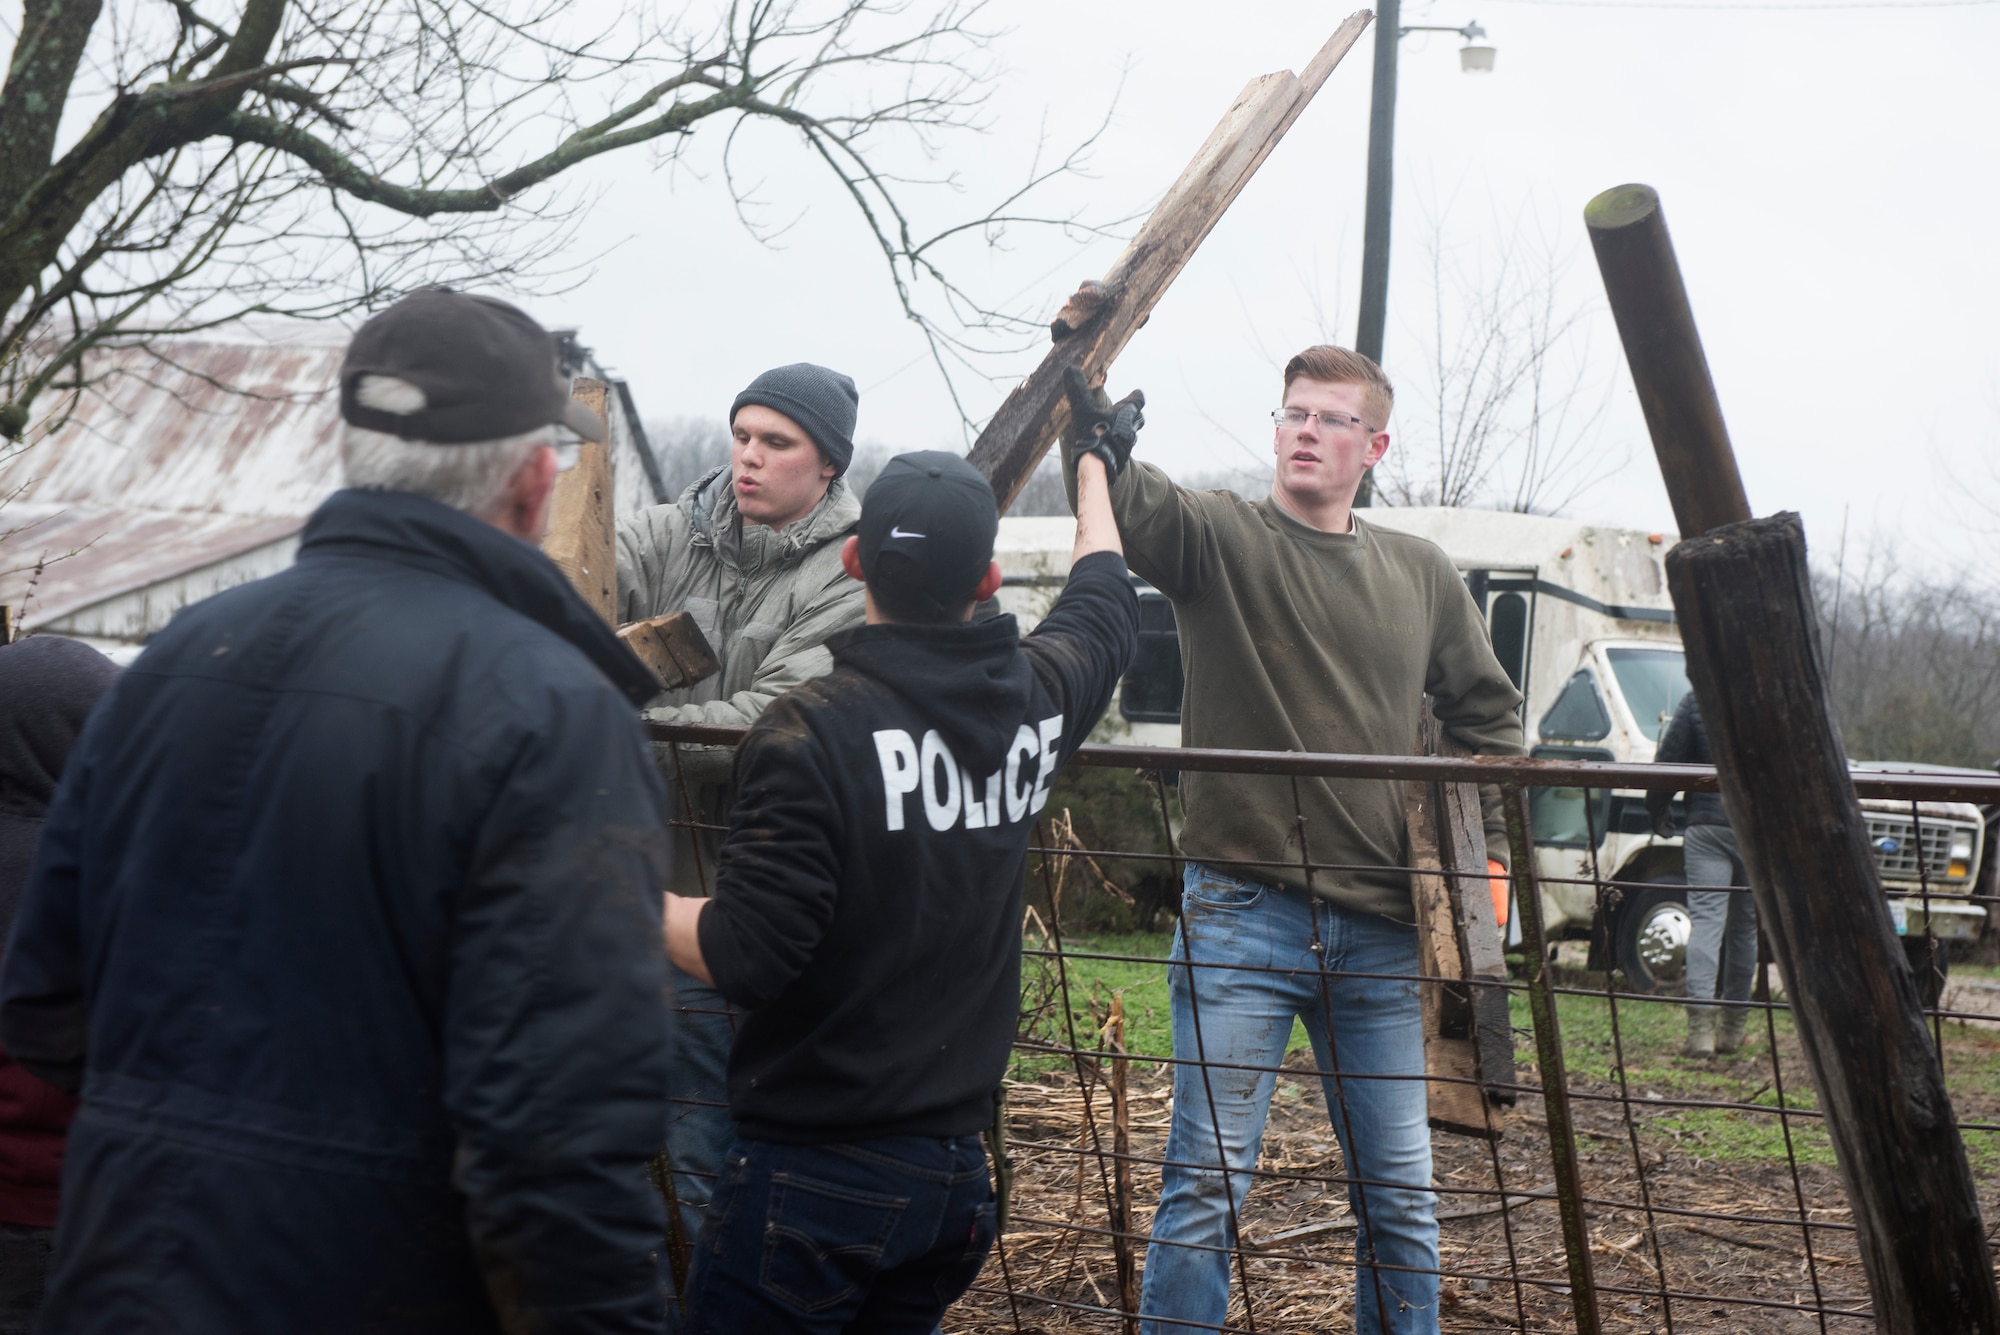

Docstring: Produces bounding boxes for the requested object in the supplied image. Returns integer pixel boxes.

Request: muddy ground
[947,992,2000,1334]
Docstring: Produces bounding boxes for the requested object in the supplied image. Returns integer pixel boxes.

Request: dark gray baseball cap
[339,288,604,444]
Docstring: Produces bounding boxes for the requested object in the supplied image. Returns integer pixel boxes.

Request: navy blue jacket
[1652,690,1727,829]
[0,489,676,1334]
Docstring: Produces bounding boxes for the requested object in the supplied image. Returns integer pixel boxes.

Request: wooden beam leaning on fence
[542,375,717,693]
[1409,707,1517,1140]
[1586,183,2000,1334]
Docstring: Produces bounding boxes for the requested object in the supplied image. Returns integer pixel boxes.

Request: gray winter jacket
[617,466,864,726]
[615,466,865,893]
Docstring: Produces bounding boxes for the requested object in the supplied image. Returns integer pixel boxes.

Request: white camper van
[996,506,1987,992]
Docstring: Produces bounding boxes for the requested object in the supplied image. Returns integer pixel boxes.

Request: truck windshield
[1607,647,1691,744]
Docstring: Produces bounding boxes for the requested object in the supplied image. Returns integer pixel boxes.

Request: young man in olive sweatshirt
[1061,346,1525,1335]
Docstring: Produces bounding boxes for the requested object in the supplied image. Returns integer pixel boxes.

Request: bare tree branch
[1377,195,1626,516]
[0,0,1121,439]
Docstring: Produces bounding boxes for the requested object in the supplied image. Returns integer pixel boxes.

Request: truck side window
[1490,591,1528,691]
[1539,669,1612,743]
[1529,744,1616,847]
[1119,589,1184,724]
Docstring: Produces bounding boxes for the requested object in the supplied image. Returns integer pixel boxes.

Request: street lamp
[1352,4,1494,506]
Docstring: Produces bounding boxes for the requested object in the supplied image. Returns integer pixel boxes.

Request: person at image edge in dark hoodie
[662,422,1141,1333]
[0,635,117,1335]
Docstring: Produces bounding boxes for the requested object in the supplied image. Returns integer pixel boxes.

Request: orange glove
[1488,859,1510,928]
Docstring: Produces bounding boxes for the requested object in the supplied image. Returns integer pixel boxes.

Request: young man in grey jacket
[614,362,867,1254]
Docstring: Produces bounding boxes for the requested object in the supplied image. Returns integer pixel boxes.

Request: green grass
[1014,935,2000,1174]
[1013,932,1173,1081]
[1014,932,1326,1082]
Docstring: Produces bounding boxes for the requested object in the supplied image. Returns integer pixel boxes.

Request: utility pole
[1354,0,1400,508]
[1356,0,1400,375]
[1353,11,1492,507]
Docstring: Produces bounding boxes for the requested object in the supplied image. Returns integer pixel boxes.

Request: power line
[1484,0,1994,10]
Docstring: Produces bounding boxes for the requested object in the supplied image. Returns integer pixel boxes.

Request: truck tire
[1616,881,1690,995]
[1902,934,1950,1011]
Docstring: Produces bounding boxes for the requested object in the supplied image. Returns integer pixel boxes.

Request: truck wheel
[1901,935,1950,1010]
[1616,883,1691,995]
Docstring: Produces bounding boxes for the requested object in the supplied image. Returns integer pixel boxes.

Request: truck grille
[1864,813,1972,884]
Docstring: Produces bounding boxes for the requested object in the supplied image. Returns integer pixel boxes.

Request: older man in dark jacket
[0,290,676,1334]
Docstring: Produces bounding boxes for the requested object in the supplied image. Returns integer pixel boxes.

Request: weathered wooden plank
[1409,776,1500,1139]
[542,377,616,623]
[617,610,719,693]
[1433,744,1514,1100]
[967,12,1375,511]
[1410,704,1514,1139]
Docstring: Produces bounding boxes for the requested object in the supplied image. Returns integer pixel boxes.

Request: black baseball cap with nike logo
[339,287,605,444]
[857,451,999,616]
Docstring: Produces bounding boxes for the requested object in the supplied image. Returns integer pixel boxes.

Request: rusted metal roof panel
[0,329,348,519]
[0,320,655,640]
[0,505,306,628]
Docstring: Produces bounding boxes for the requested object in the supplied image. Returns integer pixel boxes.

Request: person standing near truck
[1647,691,1758,1057]
[615,363,868,1243]
[662,446,1138,1333]
[1061,345,1524,1335]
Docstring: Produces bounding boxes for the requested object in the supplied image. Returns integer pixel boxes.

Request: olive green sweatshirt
[1064,449,1526,922]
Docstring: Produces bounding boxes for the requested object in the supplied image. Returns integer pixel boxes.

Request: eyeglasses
[1272,407,1376,434]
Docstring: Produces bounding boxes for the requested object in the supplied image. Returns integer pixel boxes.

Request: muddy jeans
[1682,824,1758,1012]
[1140,864,1438,1335]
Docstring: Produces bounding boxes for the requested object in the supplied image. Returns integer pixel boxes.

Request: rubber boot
[1683,1007,1716,1058]
[1715,1005,1749,1055]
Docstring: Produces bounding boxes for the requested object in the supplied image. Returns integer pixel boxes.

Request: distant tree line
[1817,559,2000,770]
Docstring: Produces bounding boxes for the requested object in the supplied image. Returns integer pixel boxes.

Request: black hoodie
[699,550,1137,1142]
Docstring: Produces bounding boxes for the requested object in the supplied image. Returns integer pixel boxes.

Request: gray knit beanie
[730,363,859,477]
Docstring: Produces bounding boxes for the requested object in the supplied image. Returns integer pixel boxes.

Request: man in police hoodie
[662,433,1139,1333]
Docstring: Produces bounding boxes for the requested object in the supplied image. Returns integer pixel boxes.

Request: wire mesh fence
[651,722,2000,1333]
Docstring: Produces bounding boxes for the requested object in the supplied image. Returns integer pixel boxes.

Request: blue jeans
[680,1134,995,1335]
[1140,865,1438,1335]
[666,966,738,1285]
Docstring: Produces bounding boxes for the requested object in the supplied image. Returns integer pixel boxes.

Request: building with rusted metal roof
[0,320,665,648]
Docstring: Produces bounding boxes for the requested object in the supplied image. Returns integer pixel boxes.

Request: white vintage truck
[995,506,1988,993]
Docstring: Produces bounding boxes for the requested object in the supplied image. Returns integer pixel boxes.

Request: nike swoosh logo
[889,527,925,540]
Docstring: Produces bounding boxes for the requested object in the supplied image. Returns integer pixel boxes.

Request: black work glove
[1062,364,1145,482]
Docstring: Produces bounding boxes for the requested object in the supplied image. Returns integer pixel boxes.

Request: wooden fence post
[1586,183,2000,1335]
[1408,707,1515,1138]
[542,376,616,623]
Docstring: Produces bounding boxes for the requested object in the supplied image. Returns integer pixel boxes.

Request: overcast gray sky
[541,0,2000,573]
